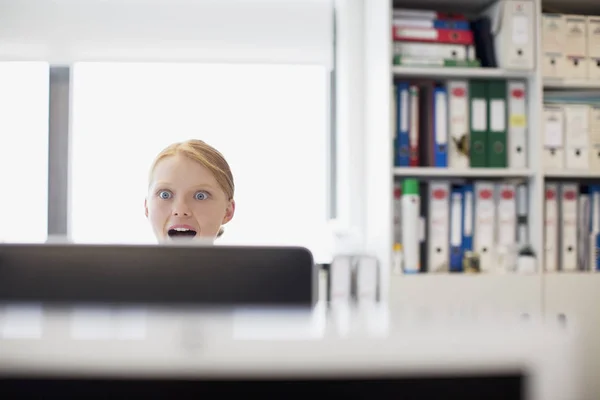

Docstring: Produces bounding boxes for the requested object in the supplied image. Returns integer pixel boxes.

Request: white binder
[474,181,496,272]
[560,183,579,272]
[483,0,536,70]
[564,104,590,170]
[542,13,566,54]
[447,80,470,169]
[516,183,529,247]
[495,183,517,272]
[543,105,565,169]
[393,42,470,61]
[587,16,600,79]
[590,106,600,171]
[542,13,566,78]
[563,15,588,79]
[542,53,566,78]
[507,81,527,168]
[427,181,450,273]
[544,183,559,272]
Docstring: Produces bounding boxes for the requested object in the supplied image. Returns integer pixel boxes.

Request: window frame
[46,2,349,261]
[49,62,337,254]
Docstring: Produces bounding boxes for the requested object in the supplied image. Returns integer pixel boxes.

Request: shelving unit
[393,167,534,178]
[543,272,600,398]
[391,66,533,79]
[539,1,600,396]
[544,170,600,178]
[365,0,600,280]
[359,0,600,396]
[363,0,544,301]
[389,273,542,320]
[544,78,600,90]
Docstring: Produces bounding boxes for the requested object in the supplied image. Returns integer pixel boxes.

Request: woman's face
[145,154,235,242]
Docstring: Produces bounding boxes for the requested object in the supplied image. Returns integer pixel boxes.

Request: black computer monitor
[0,242,317,307]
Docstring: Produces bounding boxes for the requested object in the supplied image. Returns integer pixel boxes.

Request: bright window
[70,62,332,262]
[0,62,49,243]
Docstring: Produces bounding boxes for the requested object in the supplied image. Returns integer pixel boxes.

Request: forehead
[151,154,218,187]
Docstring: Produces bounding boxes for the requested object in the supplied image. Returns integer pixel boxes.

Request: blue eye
[158,190,172,200]
[195,191,208,200]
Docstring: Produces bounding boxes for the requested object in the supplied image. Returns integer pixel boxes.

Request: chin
[158,234,216,246]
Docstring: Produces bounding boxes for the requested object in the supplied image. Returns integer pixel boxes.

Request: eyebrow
[153,181,218,191]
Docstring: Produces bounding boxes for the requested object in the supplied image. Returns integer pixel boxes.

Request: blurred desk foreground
[0,302,581,400]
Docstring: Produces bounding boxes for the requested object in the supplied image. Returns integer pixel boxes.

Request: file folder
[587,17,600,79]
[544,184,559,272]
[560,183,579,272]
[474,181,496,272]
[496,183,517,272]
[428,181,450,273]
[507,81,527,168]
[469,80,488,167]
[589,185,600,271]
[563,15,587,79]
[395,82,410,167]
[448,80,470,169]
[590,106,600,171]
[516,183,529,247]
[542,14,566,78]
[483,0,536,70]
[487,80,508,168]
[564,105,590,170]
[409,85,420,166]
[462,184,475,255]
[449,186,464,272]
[392,27,474,45]
[433,85,449,167]
[577,192,590,271]
[543,105,565,169]
[393,42,470,60]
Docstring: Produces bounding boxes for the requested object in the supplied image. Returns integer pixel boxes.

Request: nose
[172,199,191,217]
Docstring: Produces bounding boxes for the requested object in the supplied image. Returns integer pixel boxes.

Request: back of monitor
[0,242,317,307]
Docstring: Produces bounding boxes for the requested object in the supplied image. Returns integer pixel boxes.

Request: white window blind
[0,0,333,67]
[0,62,49,243]
[69,62,333,263]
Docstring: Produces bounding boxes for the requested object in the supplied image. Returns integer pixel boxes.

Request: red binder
[392,27,474,45]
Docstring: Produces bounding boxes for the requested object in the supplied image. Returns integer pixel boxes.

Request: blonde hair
[149,139,234,237]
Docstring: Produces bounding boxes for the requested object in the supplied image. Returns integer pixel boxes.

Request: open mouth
[167,228,197,239]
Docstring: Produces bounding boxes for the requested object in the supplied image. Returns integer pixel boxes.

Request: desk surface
[0,304,577,400]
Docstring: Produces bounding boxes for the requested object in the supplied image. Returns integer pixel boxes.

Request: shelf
[542,0,600,16]
[391,0,495,13]
[389,274,541,315]
[543,270,600,274]
[544,273,600,295]
[544,170,600,179]
[392,66,532,79]
[544,78,600,90]
[393,167,534,178]
[391,273,539,281]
